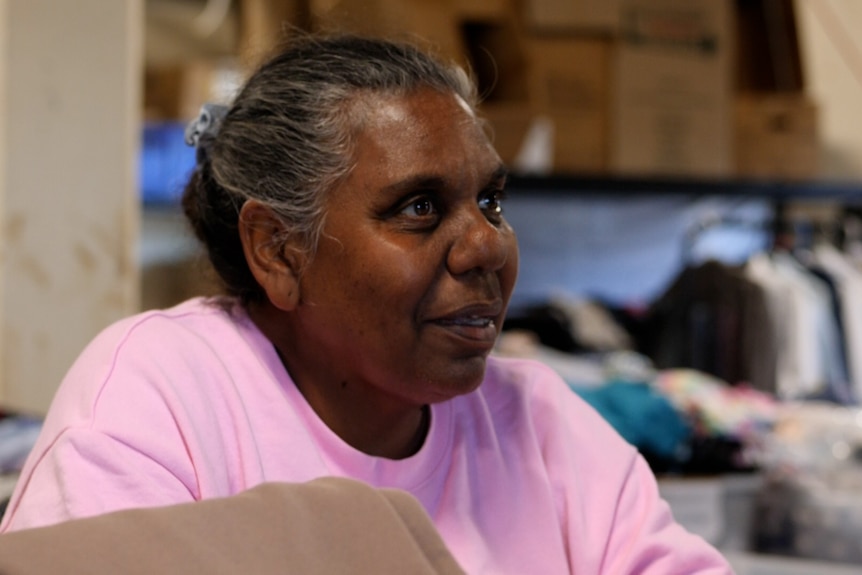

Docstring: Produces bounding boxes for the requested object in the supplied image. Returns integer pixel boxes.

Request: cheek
[343,256,434,350]
[338,242,436,312]
[501,232,520,296]
[372,256,431,301]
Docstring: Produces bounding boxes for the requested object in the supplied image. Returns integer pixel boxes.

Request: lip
[426,301,504,348]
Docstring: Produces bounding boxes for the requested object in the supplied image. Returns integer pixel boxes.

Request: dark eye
[400,197,438,218]
[478,189,506,218]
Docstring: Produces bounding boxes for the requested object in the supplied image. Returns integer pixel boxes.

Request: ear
[238,200,304,312]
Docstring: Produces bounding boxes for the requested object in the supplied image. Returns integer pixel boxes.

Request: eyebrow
[489,165,510,186]
[380,174,447,197]
[381,164,509,196]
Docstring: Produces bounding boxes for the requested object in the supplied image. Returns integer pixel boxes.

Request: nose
[446,208,511,277]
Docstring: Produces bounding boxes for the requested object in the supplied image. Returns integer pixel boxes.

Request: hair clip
[184,103,229,149]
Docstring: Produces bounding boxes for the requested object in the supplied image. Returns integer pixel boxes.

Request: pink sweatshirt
[0,298,731,574]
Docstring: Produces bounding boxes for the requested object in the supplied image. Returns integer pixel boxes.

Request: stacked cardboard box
[735,93,818,180]
[522,0,818,179]
[306,0,531,76]
[519,35,612,173]
[306,0,543,168]
[525,0,619,33]
[308,0,469,67]
[733,0,818,180]
[225,0,821,179]
[479,0,618,173]
[611,0,734,177]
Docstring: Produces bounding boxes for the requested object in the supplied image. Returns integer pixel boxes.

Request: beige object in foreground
[0,477,465,575]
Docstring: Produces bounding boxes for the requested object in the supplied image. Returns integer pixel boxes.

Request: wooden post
[0,0,142,414]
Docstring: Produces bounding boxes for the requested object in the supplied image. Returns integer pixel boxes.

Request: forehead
[344,88,500,180]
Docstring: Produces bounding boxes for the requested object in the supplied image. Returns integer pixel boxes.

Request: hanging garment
[812,243,862,402]
[642,260,778,393]
[769,252,847,400]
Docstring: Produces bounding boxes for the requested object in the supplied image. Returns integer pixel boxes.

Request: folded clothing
[0,477,466,575]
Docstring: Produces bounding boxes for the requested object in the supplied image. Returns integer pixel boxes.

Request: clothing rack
[681,212,773,265]
[502,173,862,400]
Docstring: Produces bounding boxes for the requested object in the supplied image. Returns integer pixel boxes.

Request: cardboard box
[611,0,734,177]
[455,0,511,20]
[549,110,609,173]
[735,93,819,180]
[310,0,532,104]
[478,36,612,174]
[479,108,609,174]
[479,102,537,166]
[527,36,613,172]
[309,0,466,66]
[524,0,620,33]
[528,36,611,109]
[462,17,531,103]
[310,0,534,90]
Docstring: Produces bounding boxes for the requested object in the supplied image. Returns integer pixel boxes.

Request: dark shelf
[507,172,862,203]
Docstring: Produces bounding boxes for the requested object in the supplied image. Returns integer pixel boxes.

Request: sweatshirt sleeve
[0,426,198,532]
[598,453,733,574]
[0,311,220,533]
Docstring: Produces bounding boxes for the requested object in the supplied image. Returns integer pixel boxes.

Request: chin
[423,358,488,402]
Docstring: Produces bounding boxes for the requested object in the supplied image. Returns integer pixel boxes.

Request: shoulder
[482,356,617,430]
[478,356,636,464]
[482,355,571,400]
[73,297,259,377]
[47,297,267,424]
[91,297,244,350]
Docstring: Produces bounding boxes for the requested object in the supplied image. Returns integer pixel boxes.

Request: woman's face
[283,87,519,408]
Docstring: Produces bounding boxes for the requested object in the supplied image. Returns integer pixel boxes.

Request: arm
[598,453,733,574]
[1,309,230,532]
[517,358,733,574]
[1,425,198,531]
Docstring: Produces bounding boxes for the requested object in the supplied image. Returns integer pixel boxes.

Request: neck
[247,300,431,459]
[297,374,431,459]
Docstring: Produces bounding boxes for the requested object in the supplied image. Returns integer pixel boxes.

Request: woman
[0,34,731,573]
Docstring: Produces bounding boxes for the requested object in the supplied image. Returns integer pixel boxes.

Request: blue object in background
[140,121,196,205]
[574,381,692,461]
[0,414,42,474]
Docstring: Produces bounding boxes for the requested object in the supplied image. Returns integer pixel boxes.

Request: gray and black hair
[181,33,478,303]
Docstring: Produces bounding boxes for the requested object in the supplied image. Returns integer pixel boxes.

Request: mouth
[428,303,502,347]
